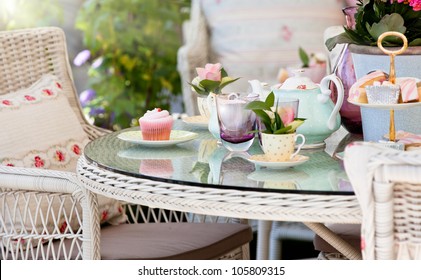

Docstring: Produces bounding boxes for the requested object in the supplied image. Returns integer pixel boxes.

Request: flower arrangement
[245,92,305,134]
[189,63,240,95]
[326,0,421,51]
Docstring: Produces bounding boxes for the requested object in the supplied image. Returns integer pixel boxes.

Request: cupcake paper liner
[139,116,173,140]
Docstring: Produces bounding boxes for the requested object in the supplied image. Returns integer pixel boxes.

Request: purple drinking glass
[330,5,363,135]
[216,93,259,152]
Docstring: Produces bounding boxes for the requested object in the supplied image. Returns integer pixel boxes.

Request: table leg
[256,220,273,260]
[303,222,362,260]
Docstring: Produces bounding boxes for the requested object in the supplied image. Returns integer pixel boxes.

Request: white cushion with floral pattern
[0,75,126,247]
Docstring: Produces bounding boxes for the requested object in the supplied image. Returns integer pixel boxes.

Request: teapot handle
[319,74,344,130]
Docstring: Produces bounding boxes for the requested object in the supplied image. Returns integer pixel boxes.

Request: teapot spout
[248,79,263,94]
[248,79,270,100]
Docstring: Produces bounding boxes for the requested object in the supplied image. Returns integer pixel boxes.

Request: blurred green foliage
[75,0,190,130]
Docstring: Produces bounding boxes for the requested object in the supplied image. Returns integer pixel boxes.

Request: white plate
[182,115,209,128]
[247,154,309,170]
[348,99,421,110]
[117,130,198,147]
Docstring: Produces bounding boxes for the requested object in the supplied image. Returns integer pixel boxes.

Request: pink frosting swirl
[139,108,170,120]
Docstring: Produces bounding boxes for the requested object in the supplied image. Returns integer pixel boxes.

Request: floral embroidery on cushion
[101,210,109,222]
[47,146,70,166]
[0,99,19,108]
[21,94,40,104]
[42,88,56,98]
[23,152,50,169]
[0,76,63,111]
[66,140,87,157]
[1,159,24,167]
[1,139,85,169]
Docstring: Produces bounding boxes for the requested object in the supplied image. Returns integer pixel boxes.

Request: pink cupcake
[139,108,173,140]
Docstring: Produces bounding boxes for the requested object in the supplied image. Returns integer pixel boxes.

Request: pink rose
[278,107,295,126]
[195,63,222,82]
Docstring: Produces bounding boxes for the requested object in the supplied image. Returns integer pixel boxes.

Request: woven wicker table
[77,121,362,260]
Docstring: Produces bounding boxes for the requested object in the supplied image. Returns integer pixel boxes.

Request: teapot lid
[279,69,318,90]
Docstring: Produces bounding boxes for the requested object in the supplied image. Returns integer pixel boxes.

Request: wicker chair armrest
[0,166,100,259]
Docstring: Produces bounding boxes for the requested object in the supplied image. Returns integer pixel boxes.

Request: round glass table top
[83,120,356,195]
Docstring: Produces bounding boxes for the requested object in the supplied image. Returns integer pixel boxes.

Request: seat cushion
[313,223,361,254]
[0,75,126,249]
[100,222,252,260]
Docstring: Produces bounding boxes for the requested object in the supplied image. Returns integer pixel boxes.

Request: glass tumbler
[215,93,258,152]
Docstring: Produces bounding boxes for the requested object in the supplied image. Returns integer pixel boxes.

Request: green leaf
[409,38,421,46]
[285,119,305,133]
[219,77,241,90]
[366,13,406,43]
[274,111,283,131]
[199,79,220,92]
[253,109,271,125]
[264,92,275,108]
[221,68,228,78]
[298,47,310,67]
[188,82,207,95]
[325,32,356,51]
[274,126,292,134]
[245,100,272,111]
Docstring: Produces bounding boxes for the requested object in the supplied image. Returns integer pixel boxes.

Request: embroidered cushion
[0,75,126,247]
[200,0,345,89]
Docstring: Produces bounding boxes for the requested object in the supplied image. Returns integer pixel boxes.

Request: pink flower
[196,63,222,82]
[410,0,421,11]
[2,100,11,106]
[278,107,295,126]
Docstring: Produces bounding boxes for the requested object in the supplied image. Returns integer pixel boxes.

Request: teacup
[260,133,306,161]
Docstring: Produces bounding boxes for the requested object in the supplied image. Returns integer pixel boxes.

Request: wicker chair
[0,27,252,260]
[344,142,421,260]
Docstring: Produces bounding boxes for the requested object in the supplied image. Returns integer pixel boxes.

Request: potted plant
[326,0,421,78]
[326,0,421,142]
[189,63,240,139]
[245,92,306,161]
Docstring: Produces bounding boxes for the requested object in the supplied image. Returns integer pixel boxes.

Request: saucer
[182,115,208,128]
[335,151,344,161]
[247,154,309,170]
[117,130,198,147]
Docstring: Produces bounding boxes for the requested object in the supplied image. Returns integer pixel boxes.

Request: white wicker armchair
[0,27,252,260]
[344,142,421,260]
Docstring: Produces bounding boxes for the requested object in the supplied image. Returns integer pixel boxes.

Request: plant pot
[349,44,421,141]
[260,133,305,162]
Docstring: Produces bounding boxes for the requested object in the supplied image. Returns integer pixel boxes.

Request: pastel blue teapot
[270,70,344,146]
